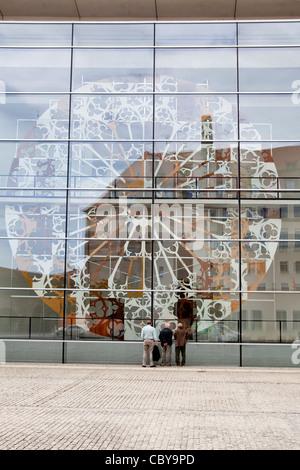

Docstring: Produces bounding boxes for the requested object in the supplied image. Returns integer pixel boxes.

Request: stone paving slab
[0,363,299,450]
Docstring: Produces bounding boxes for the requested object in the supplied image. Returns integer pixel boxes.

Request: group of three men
[141,320,190,368]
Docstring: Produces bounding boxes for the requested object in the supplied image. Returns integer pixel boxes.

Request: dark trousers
[175,345,186,366]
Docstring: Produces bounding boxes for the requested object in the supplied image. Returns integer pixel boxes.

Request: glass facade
[0,21,300,354]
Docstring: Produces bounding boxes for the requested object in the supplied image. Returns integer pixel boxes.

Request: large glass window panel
[0,237,65,288]
[0,49,71,93]
[0,94,70,140]
[69,142,153,191]
[72,49,153,93]
[241,241,300,292]
[153,240,239,293]
[238,22,300,45]
[156,48,237,93]
[241,293,299,342]
[239,48,300,92]
[153,293,240,341]
[194,318,240,342]
[65,290,152,341]
[155,94,238,141]
[240,142,300,197]
[152,201,239,240]
[156,23,236,46]
[154,141,238,198]
[0,190,67,298]
[68,198,153,240]
[68,198,239,242]
[65,240,152,323]
[73,24,154,46]
[71,94,153,141]
[0,23,72,46]
[240,142,300,177]
[0,141,68,190]
[1,191,67,240]
[0,289,64,339]
[240,142,279,197]
[239,94,300,141]
[241,201,300,241]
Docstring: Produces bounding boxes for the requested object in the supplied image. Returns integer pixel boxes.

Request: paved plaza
[0,363,299,451]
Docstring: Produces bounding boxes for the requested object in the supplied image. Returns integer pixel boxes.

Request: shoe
[142,365,146,367]
[150,365,156,367]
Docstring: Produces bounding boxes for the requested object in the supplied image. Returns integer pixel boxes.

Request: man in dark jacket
[174,322,191,366]
[159,323,173,366]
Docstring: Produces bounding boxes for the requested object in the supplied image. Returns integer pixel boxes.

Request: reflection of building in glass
[0,21,300,362]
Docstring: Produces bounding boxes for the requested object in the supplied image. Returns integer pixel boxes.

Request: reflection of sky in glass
[238,22,300,45]
[239,48,300,92]
[0,24,72,46]
[0,49,71,92]
[240,95,300,140]
[156,48,237,92]
[0,95,69,140]
[156,23,236,46]
[72,49,153,91]
[74,24,154,46]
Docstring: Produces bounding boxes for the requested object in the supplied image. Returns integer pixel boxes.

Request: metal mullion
[61,24,74,362]
[151,22,156,324]
[237,21,243,366]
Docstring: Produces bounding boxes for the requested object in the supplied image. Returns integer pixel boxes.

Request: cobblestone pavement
[0,363,299,451]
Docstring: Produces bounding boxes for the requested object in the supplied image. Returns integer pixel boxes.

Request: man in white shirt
[141,320,158,367]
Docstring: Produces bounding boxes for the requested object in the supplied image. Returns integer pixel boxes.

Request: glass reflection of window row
[240,142,300,177]
[65,187,300,200]
[1,140,300,193]
[241,256,300,293]
[65,199,300,241]
[241,201,300,237]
